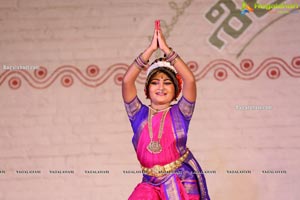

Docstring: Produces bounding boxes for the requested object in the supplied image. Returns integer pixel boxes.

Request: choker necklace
[147,107,170,154]
[149,106,170,115]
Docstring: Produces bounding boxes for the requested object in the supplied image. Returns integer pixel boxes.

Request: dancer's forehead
[150,72,172,81]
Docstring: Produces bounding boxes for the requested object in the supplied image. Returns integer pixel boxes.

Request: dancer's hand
[157,28,170,54]
[148,29,159,52]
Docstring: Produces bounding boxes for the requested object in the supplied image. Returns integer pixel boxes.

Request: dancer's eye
[150,80,159,85]
[164,81,172,85]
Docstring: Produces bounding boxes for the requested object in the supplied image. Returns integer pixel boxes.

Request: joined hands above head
[122,20,197,103]
[147,22,172,58]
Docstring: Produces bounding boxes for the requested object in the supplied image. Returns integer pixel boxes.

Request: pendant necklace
[147,106,169,154]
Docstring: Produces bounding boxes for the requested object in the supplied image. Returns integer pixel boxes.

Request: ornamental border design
[1,57,300,89]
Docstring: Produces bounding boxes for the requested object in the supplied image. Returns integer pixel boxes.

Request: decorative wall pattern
[1,56,299,89]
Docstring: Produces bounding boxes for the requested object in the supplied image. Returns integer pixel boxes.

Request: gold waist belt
[141,149,189,177]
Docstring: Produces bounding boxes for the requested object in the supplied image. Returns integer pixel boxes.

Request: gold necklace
[149,106,170,115]
[147,107,169,154]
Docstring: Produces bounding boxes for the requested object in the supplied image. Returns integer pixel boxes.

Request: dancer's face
[148,72,175,107]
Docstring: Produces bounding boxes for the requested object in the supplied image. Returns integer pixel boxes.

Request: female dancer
[122,22,210,200]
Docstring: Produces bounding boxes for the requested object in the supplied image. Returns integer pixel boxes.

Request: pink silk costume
[124,96,210,200]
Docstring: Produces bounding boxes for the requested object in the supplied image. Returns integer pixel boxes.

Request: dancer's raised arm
[157,29,197,102]
[122,29,159,103]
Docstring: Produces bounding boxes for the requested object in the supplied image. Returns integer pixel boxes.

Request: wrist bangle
[165,47,179,64]
[139,53,149,66]
[170,56,179,65]
[134,60,143,70]
[166,51,179,64]
[164,47,173,58]
[134,53,149,69]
